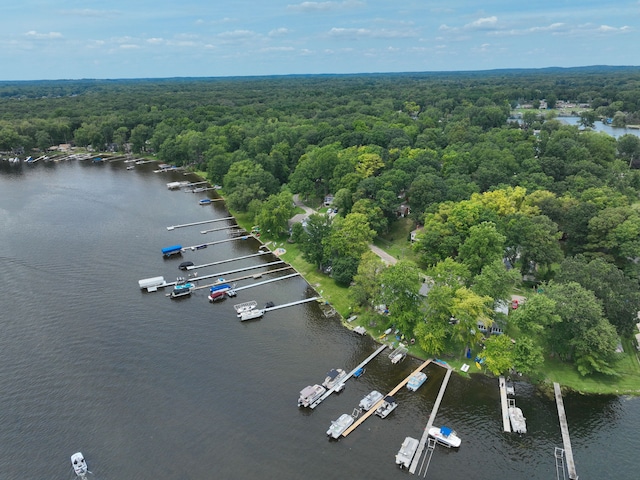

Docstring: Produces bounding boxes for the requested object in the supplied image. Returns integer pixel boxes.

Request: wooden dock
[181,235,250,251]
[188,251,270,270]
[554,382,578,479]
[167,216,235,231]
[263,296,319,313]
[192,266,294,291]
[310,344,388,409]
[233,272,300,292]
[200,225,241,234]
[499,376,511,432]
[409,365,453,474]
[342,358,432,436]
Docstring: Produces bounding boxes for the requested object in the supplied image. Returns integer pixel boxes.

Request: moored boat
[326,413,354,439]
[70,452,88,476]
[170,281,194,298]
[406,371,428,392]
[395,436,419,468]
[508,403,527,434]
[428,426,461,448]
[322,368,347,391]
[298,384,326,407]
[359,390,384,411]
[239,308,264,321]
[199,198,212,205]
[375,395,398,418]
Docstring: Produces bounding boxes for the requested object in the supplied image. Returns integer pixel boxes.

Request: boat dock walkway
[200,225,241,234]
[554,382,579,479]
[409,365,453,474]
[159,260,286,290]
[167,216,235,231]
[342,358,432,435]
[263,296,319,313]
[232,272,300,292]
[310,344,388,410]
[499,376,511,432]
[181,235,251,252]
[192,266,294,291]
[187,251,270,270]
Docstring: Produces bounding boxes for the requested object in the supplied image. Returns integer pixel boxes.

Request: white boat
[70,452,88,476]
[508,400,527,433]
[359,390,384,411]
[234,300,258,316]
[298,384,326,407]
[326,413,354,439]
[428,426,461,448]
[322,368,347,391]
[406,371,428,392]
[375,395,398,418]
[170,281,194,298]
[239,308,264,321]
[395,436,419,468]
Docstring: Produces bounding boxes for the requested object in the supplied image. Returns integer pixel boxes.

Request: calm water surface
[0,160,638,479]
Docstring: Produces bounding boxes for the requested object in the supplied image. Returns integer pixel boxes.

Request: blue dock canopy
[162,245,183,256]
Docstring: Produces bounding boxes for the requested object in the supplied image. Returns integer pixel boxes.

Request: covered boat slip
[341,358,432,436]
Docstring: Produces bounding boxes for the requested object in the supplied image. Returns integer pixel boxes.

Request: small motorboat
[428,426,461,448]
[298,384,326,407]
[322,368,347,390]
[70,452,88,476]
[375,395,398,418]
[326,413,354,439]
[406,371,428,392]
[395,437,419,468]
[178,261,194,271]
[359,390,384,411]
[199,198,212,205]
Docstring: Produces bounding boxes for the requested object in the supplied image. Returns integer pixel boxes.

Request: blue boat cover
[440,426,452,436]
[162,245,182,254]
[210,283,231,292]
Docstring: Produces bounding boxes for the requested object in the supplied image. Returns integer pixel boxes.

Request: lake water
[1,159,639,479]
[559,116,640,139]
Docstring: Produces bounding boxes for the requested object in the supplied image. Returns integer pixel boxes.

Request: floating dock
[310,344,388,409]
[554,382,578,479]
[499,376,511,432]
[409,364,453,474]
[167,217,235,231]
[187,251,270,270]
[341,358,432,435]
[181,235,250,252]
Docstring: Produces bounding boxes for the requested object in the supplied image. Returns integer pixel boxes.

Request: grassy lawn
[373,217,419,262]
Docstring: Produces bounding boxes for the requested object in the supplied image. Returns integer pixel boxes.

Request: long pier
[181,235,250,251]
[159,260,286,290]
[499,376,511,432]
[341,358,432,435]
[167,217,235,231]
[554,382,578,479]
[200,225,241,234]
[263,296,319,313]
[409,365,453,474]
[188,252,270,270]
[192,266,294,291]
[310,344,388,410]
[232,273,300,292]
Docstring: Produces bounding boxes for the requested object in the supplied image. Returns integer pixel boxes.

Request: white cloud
[147,38,165,45]
[467,16,498,30]
[327,27,416,39]
[25,31,63,39]
[269,28,291,37]
[119,44,140,50]
[287,0,364,13]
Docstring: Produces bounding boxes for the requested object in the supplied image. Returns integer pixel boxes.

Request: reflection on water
[0,160,639,479]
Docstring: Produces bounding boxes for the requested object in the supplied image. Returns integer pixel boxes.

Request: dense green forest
[4,66,640,383]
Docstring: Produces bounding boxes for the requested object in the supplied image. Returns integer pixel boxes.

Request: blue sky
[2,0,639,80]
